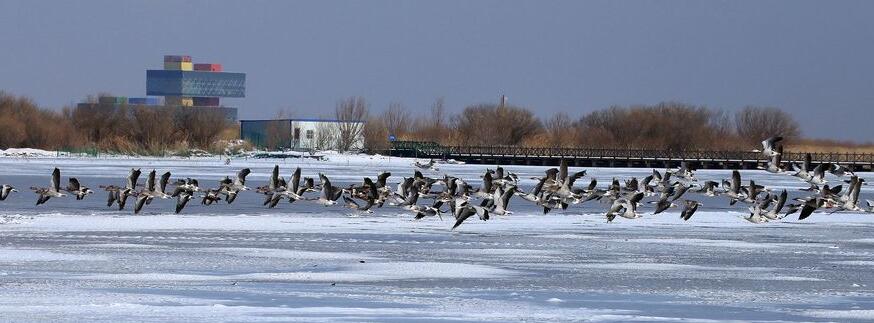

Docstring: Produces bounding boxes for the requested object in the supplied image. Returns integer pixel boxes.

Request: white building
[240,118,365,151]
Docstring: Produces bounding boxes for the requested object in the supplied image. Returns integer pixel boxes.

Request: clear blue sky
[1,0,872,140]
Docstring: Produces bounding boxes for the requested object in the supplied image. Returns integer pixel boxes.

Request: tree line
[362,98,802,152]
[0,91,834,154]
[0,92,234,155]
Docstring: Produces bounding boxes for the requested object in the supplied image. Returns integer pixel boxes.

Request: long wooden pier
[387,141,874,172]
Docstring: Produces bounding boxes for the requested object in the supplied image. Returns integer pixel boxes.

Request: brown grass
[0,92,233,155]
[787,139,874,154]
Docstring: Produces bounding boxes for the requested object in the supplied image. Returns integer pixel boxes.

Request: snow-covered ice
[1,154,874,322]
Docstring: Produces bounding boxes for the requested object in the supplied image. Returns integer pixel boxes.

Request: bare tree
[543,112,575,147]
[734,106,801,147]
[315,123,336,150]
[362,116,390,152]
[424,97,450,141]
[0,114,26,148]
[575,102,729,150]
[429,97,447,131]
[177,109,229,149]
[334,96,368,152]
[131,106,175,153]
[452,103,542,146]
[382,102,410,138]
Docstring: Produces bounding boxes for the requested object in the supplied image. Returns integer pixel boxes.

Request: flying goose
[638,175,656,196]
[516,176,546,203]
[791,153,813,181]
[737,180,766,205]
[606,192,644,222]
[489,185,517,216]
[201,188,223,205]
[473,171,494,199]
[649,194,677,215]
[274,167,309,207]
[316,173,343,206]
[342,195,375,213]
[806,163,829,187]
[670,182,690,202]
[101,168,141,210]
[759,136,783,157]
[680,200,701,221]
[652,169,673,192]
[538,193,569,214]
[133,170,171,214]
[414,159,439,171]
[64,178,93,200]
[389,177,416,206]
[219,168,251,204]
[796,197,825,220]
[829,164,855,177]
[170,178,200,214]
[411,200,444,220]
[761,189,788,220]
[721,170,745,204]
[257,165,283,198]
[450,199,490,230]
[33,168,65,205]
[173,178,200,193]
[745,193,772,224]
[832,176,862,213]
[0,184,17,201]
[694,181,721,197]
[668,161,696,182]
[761,145,784,173]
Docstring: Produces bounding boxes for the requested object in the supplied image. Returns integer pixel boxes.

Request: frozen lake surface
[1,154,874,322]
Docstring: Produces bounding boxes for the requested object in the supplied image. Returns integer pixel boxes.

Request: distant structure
[76,55,245,122]
[240,118,365,151]
[147,55,245,109]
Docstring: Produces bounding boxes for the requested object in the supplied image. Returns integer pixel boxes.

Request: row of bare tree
[71,105,230,154]
[0,92,80,150]
[0,92,232,154]
[0,91,805,154]
[362,99,802,152]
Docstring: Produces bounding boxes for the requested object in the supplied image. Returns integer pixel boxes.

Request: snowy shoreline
[1,152,874,322]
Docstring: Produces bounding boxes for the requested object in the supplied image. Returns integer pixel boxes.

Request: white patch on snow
[578,263,709,271]
[0,249,106,262]
[210,247,377,260]
[829,260,874,266]
[802,309,874,320]
[439,248,560,256]
[79,261,515,283]
[623,238,831,249]
[741,276,825,282]
[76,243,165,249]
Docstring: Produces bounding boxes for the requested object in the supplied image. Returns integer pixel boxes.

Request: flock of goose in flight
[0,136,870,229]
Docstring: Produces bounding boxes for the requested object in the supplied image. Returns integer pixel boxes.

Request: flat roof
[240,118,364,123]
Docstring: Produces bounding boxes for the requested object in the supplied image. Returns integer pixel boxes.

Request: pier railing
[388,141,874,165]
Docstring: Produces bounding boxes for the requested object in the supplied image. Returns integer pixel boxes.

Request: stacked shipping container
[192,97,220,106]
[98,96,128,105]
[165,96,194,107]
[194,63,222,72]
[163,55,191,62]
[127,97,161,105]
[164,56,223,107]
[164,55,193,71]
